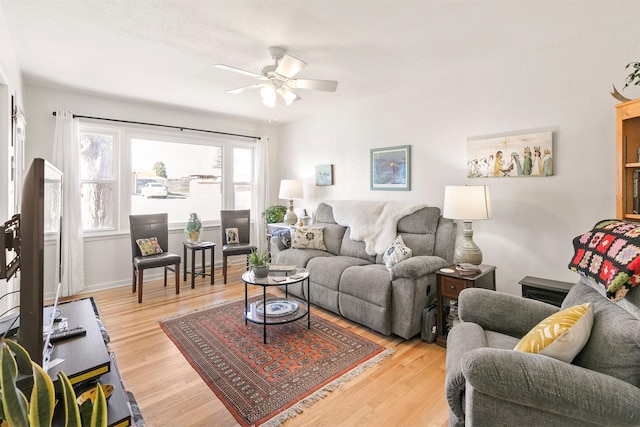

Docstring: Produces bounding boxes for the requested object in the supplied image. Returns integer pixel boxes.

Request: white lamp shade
[443,185,492,220]
[279,179,303,200]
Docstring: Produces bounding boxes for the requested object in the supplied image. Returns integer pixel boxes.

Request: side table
[435,264,496,347]
[183,241,216,288]
[241,268,310,344]
[519,276,573,307]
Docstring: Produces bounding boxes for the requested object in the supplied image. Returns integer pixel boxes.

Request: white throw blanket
[326,200,427,255]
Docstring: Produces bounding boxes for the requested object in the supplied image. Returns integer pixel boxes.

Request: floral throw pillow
[291,226,326,250]
[568,219,640,301]
[383,235,413,270]
[136,237,163,256]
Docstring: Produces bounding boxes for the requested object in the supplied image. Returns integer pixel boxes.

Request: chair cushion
[222,243,256,256]
[136,237,163,256]
[514,303,593,363]
[133,252,180,269]
[291,226,326,250]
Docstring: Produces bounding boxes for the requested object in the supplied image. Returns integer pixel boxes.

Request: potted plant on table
[184,212,203,243]
[248,249,269,278]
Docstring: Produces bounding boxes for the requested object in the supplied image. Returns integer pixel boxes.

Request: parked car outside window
[140,182,168,198]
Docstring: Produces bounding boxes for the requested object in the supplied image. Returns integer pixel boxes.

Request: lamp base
[284,200,298,226]
[454,220,483,265]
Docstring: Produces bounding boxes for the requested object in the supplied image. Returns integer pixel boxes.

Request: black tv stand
[44,298,132,427]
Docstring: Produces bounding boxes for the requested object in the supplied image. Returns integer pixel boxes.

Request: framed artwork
[467,131,553,178]
[370,145,411,191]
[315,164,334,186]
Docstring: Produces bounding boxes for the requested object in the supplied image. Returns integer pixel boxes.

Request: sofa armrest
[462,348,640,426]
[458,288,559,338]
[389,255,449,280]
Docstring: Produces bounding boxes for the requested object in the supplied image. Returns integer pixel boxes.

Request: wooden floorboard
[76,263,450,427]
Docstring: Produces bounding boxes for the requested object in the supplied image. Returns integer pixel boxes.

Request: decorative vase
[184,212,203,243]
[252,265,269,278]
[301,209,311,226]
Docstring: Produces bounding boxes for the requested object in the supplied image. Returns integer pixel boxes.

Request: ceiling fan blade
[292,78,338,92]
[213,64,264,79]
[227,84,265,94]
[275,54,307,78]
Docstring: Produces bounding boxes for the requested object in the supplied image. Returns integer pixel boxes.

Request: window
[233,147,253,210]
[130,137,223,224]
[78,123,256,233]
[79,129,118,231]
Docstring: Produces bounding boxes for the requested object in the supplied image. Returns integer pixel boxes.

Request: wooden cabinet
[435,265,496,347]
[616,98,640,220]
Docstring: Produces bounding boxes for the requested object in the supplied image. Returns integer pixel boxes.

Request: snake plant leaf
[57,371,82,427]
[90,383,108,427]
[4,339,34,376]
[29,361,55,426]
[0,341,28,427]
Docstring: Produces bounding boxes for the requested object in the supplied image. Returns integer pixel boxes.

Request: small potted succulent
[248,249,269,278]
[184,212,203,243]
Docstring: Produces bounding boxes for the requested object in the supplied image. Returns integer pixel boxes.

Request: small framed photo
[315,164,334,186]
[370,145,411,191]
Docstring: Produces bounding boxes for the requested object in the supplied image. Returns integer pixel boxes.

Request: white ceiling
[0,0,631,124]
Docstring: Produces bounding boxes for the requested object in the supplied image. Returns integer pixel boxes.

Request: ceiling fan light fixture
[260,84,277,108]
[278,85,300,106]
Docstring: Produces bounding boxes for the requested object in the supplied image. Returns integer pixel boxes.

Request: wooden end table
[435,264,496,347]
[183,241,215,288]
[519,276,573,307]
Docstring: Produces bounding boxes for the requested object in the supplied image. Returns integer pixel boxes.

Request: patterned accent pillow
[290,226,326,250]
[383,235,413,270]
[225,227,240,244]
[568,219,640,301]
[272,228,291,248]
[514,303,593,363]
[136,237,163,256]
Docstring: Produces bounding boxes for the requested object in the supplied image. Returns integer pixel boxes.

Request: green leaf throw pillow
[514,302,593,363]
[136,237,164,256]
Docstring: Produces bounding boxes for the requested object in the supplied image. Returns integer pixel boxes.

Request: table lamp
[443,185,492,265]
[279,179,303,225]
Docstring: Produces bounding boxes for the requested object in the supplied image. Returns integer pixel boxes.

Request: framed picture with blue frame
[370,145,411,191]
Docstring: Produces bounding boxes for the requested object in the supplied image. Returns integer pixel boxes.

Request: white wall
[23,85,274,295]
[275,14,640,296]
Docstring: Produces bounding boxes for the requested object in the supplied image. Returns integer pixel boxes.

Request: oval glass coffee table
[241,267,310,344]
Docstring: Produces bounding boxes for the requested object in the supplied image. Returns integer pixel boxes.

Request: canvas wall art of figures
[467,131,553,178]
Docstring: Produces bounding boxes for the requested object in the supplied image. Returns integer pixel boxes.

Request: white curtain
[53,111,85,296]
[253,136,269,252]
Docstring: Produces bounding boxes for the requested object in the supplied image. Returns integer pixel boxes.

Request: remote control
[49,326,87,343]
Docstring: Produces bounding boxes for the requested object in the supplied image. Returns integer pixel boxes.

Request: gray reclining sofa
[269,202,456,339]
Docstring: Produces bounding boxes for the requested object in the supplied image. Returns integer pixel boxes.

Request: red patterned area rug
[160,295,392,427]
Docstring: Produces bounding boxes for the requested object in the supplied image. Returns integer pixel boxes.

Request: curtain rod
[51,112,261,140]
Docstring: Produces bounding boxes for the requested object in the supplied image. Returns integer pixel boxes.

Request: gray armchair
[445,279,640,427]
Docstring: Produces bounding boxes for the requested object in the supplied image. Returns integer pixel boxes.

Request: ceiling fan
[214,47,338,107]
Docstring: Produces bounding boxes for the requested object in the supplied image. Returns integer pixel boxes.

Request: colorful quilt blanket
[569,219,640,301]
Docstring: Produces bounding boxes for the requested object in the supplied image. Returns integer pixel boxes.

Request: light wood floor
[75,263,450,427]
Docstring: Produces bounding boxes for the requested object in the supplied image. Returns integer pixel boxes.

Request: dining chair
[220,210,256,284]
[129,213,181,303]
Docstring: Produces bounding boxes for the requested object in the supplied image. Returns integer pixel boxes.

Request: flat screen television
[17,158,63,367]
